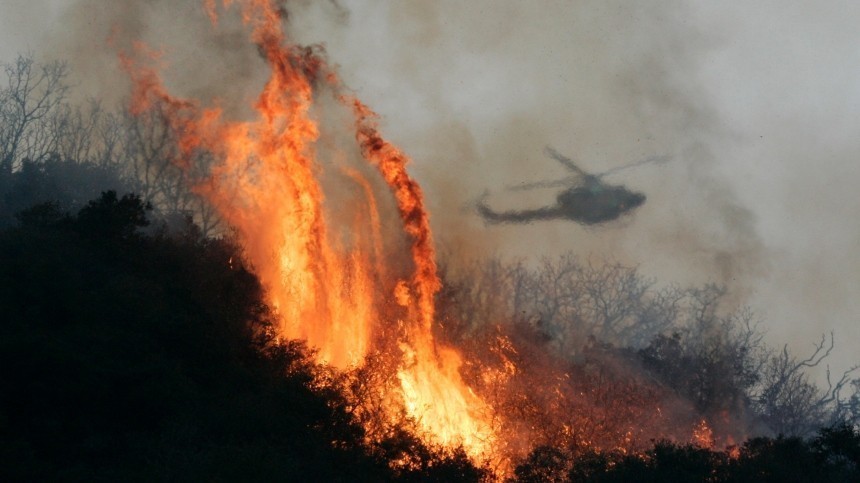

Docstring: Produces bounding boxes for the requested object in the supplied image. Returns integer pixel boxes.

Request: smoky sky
[1,0,858,378]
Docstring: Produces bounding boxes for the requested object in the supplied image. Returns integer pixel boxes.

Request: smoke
[277,1,859,374]
[7,1,739,271]
[266,1,767,306]
[2,0,858,387]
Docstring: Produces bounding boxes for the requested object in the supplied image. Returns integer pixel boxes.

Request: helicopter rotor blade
[544,146,589,177]
[507,176,578,191]
[595,154,672,179]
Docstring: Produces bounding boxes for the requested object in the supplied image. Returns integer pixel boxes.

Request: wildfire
[692,419,715,449]
[117,0,753,474]
[122,0,493,462]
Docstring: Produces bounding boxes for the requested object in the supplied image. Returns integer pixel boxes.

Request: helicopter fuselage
[554,183,645,224]
[477,183,645,225]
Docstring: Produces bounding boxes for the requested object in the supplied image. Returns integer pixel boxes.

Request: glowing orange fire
[122,0,493,460]
[117,1,757,474]
[692,419,715,449]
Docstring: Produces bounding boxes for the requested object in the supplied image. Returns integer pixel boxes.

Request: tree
[753,334,859,437]
[75,190,151,240]
[439,255,684,353]
[0,193,485,480]
[0,53,223,236]
[118,102,223,236]
[638,286,765,422]
[442,253,860,450]
[0,156,129,227]
[0,54,69,175]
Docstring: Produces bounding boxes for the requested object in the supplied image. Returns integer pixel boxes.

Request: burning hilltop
[112,0,781,474]
[3,1,858,480]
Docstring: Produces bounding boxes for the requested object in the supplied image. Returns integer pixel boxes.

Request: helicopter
[476,146,668,225]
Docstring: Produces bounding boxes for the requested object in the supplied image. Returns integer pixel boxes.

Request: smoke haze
[1,0,858,378]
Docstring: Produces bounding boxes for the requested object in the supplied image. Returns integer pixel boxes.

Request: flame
[122,0,493,462]
[692,419,715,449]
[348,97,493,454]
[117,0,755,473]
[348,98,441,331]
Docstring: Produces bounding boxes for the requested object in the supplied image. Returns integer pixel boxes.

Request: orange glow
[692,419,715,449]
[347,97,494,455]
[119,0,756,474]
[726,438,741,459]
[122,0,494,463]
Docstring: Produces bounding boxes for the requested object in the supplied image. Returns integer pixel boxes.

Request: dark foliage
[0,191,408,481]
[513,445,571,482]
[0,157,128,228]
[0,170,855,483]
[508,423,860,483]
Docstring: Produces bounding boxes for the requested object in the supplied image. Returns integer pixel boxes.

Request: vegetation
[510,424,860,482]
[2,53,859,481]
[0,190,489,481]
[0,192,363,479]
[441,257,859,441]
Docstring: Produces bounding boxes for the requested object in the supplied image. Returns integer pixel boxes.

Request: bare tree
[119,106,223,236]
[0,52,224,236]
[752,333,859,436]
[440,255,683,354]
[0,54,70,174]
[49,99,127,169]
[621,286,769,442]
[442,254,860,441]
[836,378,860,427]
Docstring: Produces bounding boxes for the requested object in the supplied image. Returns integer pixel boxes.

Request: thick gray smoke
[282,1,859,378]
[1,0,858,379]
[284,1,769,284]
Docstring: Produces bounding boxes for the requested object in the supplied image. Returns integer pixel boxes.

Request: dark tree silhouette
[0,193,409,480]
